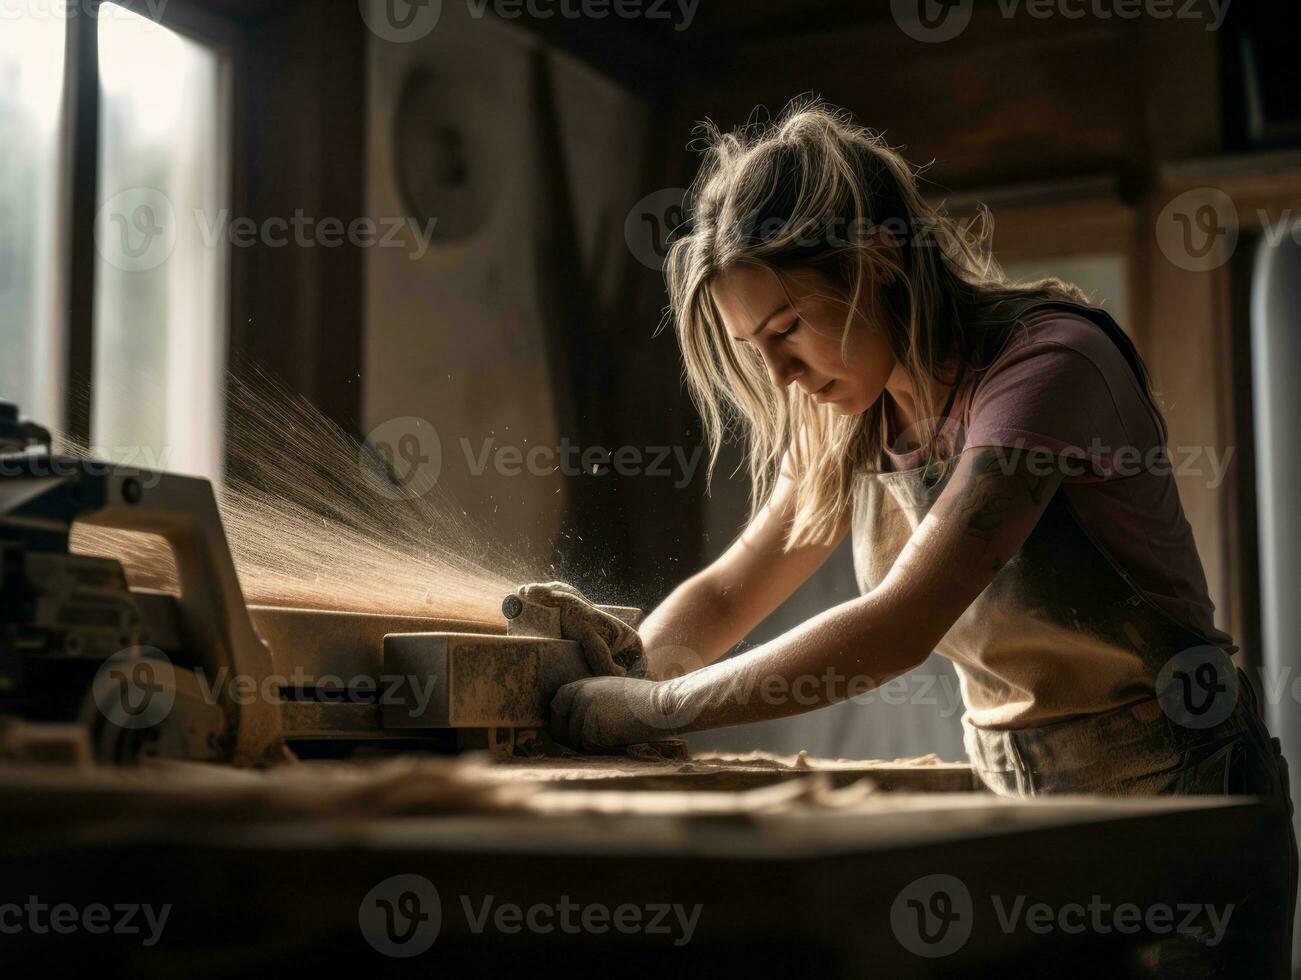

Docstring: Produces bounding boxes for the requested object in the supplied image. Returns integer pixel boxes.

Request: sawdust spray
[69,370,530,624]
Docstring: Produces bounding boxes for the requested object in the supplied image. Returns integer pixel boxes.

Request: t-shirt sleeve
[963,336,1148,483]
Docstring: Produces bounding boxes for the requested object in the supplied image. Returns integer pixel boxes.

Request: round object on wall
[392,68,503,244]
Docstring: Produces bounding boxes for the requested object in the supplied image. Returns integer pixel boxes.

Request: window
[1,4,230,484]
[0,15,66,427]
[93,4,229,482]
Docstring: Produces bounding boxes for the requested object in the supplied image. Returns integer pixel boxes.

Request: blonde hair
[665,99,1092,549]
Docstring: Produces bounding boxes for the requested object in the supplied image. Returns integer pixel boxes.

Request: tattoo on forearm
[964,493,1013,538]
[937,449,1053,541]
[936,451,1006,539]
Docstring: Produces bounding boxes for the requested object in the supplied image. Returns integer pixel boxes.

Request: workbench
[0,753,1289,977]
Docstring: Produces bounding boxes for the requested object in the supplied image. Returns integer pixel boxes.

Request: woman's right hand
[516,582,647,679]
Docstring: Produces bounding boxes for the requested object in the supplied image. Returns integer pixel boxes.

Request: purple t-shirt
[883,309,1231,649]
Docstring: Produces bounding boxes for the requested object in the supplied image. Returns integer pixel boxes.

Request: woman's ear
[865,239,906,287]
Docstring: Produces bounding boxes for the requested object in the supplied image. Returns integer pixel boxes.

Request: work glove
[516,581,647,679]
[550,675,682,752]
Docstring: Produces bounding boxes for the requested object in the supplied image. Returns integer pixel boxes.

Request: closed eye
[729,313,801,344]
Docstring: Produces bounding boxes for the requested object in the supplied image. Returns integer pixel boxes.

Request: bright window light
[93,2,229,483]
[0,13,67,428]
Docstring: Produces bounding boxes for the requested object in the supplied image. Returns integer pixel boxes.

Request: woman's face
[710,263,895,415]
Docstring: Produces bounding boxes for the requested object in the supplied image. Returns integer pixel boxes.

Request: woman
[531,102,1294,808]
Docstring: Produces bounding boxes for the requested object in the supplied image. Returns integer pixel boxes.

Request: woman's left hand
[549,676,682,752]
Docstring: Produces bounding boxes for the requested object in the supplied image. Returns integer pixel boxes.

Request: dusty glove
[517,581,647,679]
[550,675,680,751]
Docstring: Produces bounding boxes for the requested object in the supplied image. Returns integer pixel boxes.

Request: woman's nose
[762,348,803,389]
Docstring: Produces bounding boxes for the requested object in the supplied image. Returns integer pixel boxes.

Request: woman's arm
[639,455,848,681]
[550,447,1064,749]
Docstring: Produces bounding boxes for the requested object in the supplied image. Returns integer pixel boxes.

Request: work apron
[849,300,1296,972]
